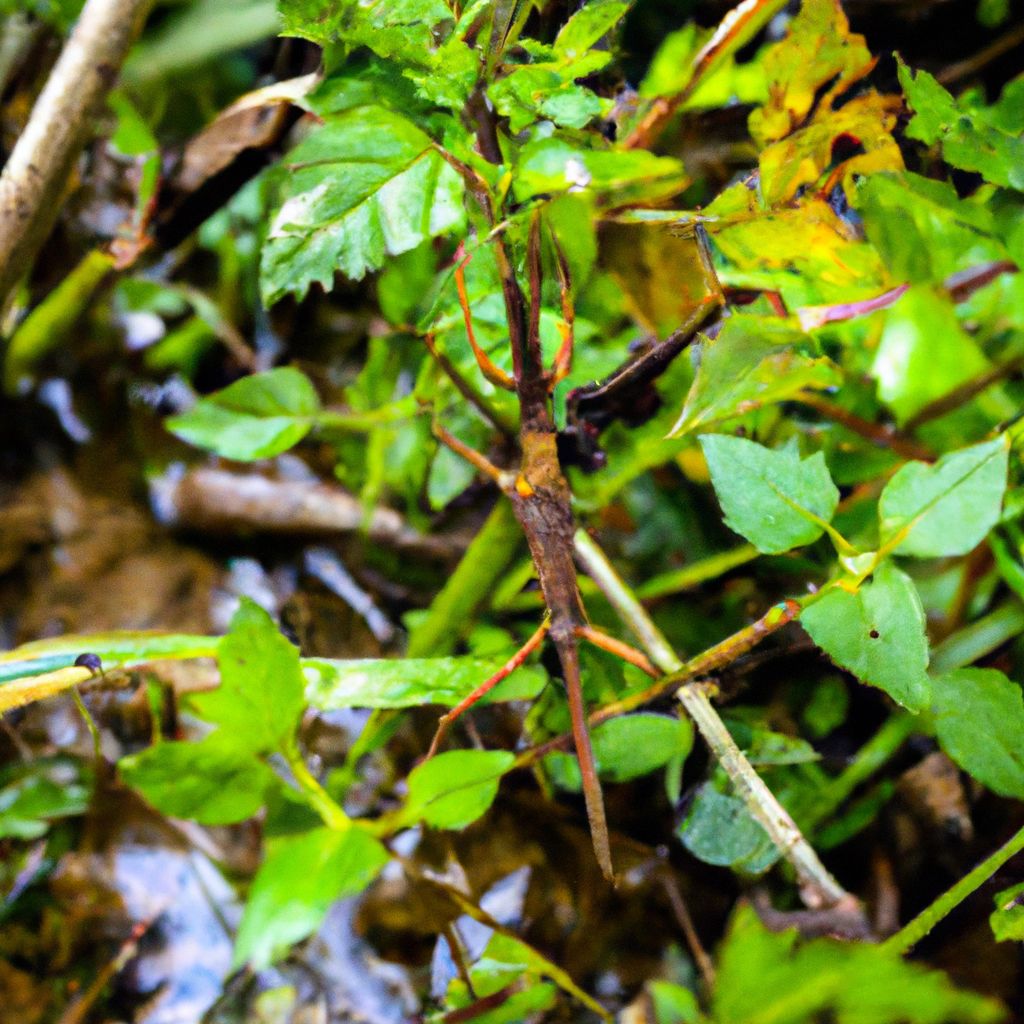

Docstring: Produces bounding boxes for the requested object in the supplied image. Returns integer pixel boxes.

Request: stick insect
[425,217,723,881]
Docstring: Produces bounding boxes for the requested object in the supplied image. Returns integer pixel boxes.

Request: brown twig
[795,392,933,461]
[0,0,154,304]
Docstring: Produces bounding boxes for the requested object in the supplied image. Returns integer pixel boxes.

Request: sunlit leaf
[192,599,305,755]
[898,59,1024,191]
[701,435,840,554]
[878,437,1008,558]
[402,749,514,829]
[991,881,1024,942]
[304,656,546,709]
[120,735,276,825]
[261,106,466,303]
[933,668,1024,799]
[800,562,930,711]
[673,315,841,436]
[233,825,390,969]
[166,367,320,460]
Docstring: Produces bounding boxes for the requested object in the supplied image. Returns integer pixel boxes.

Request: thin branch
[903,356,1024,431]
[572,529,856,911]
[882,823,1024,955]
[0,0,154,303]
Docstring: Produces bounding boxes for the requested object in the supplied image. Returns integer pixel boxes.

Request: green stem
[285,746,350,830]
[635,544,759,601]
[573,529,852,910]
[882,824,1024,955]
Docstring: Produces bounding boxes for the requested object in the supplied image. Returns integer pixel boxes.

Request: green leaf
[871,286,990,424]
[991,881,1024,942]
[304,655,545,709]
[402,749,514,829]
[878,437,1009,557]
[856,172,1005,284]
[677,785,775,872]
[700,435,840,554]
[713,904,1004,1024]
[120,735,276,825]
[590,713,693,782]
[233,825,390,969]
[898,59,1024,191]
[515,138,686,206]
[166,367,320,460]
[800,562,930,711]
[933,668,1024,798]
[671,314,841,435]
[261,107,466,304]
[553,0,628,60]
[192,599,305,755]
[0,759,90,840]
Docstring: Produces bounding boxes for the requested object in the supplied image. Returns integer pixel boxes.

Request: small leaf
[933,668,1024,798]
[590,713,693,782]
[672,314,841,435]
[166,367,320,460]
[871,286,990,424]
[304,655,545,709]
[991,881,1024,942]
[261,106,466,304]
[800,562,930,711]
[898,58,1024,191]
[120,735,275,825]
[677,785,776,871]
[700,435,840,554]
[878,437,1008,558]
[0,759,90,841]
[403,749,514,830]
[192,599,305,755]
[233,826,390,970]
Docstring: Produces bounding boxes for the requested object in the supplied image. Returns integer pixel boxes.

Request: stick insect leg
[453,244,516,391]
[432,422,507,487]
[556,634,615,882]
[427,619,550,759]
[548,238,574,388]
[577,624,659,678]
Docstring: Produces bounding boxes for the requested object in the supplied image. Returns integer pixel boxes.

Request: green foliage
[712,905,1004,1024]
[166,367,321,460]
[400,749,514,829]
[878,438,1008,557]
[0,758,90,840]
[932,669,1024,798]
[800,563,931,711]
[701,435,840,554]
[233,825,390,969]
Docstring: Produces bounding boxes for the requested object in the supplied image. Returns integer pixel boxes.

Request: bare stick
[573,529,855,910]
[0,0,154,303]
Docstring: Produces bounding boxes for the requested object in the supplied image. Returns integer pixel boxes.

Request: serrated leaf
[120,734,275,825]
[871,286,989,424]
[933,668,1024,799]
[713,904,1004,1024]
[192,599,305,755]
[166,367,320,460]
[233,825,390,969]
[800,562,930,711]
[261,107,465,304]
[878,438,1008,557]
[673,315,841,435]
[898,59,1024,191]
[303,655,546,709]
[701,435,839,554]
[403,749,514,829]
